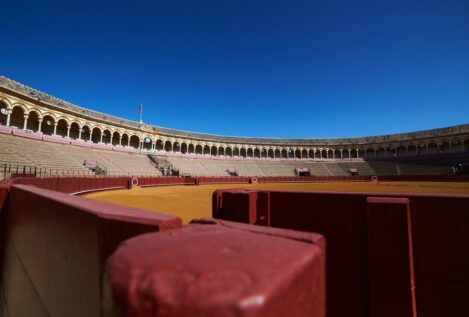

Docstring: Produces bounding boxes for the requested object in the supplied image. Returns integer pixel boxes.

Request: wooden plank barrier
[213,189,469,317]
[0,185,182,317]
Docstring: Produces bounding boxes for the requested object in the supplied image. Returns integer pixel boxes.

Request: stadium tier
[1,75,469,179]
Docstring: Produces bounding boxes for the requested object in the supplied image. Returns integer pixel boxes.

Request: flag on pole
[137,104,143,123]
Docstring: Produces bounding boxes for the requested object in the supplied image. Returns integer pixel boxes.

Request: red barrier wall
[1,185,182,316]
[105,219,326,317]
[378,174,469,182]
[213,189,469,317]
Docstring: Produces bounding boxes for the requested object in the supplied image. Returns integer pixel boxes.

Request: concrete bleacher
[0,132,465,178]
[0,134,161,177]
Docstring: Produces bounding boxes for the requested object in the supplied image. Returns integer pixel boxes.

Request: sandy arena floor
[84,181,469,224]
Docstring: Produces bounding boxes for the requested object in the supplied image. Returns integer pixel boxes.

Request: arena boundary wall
[0,178,327,316]
[213,188,469,317]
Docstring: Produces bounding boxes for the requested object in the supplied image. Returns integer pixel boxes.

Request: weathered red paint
[1,184,182,316]
[105,218,325,317]
[366,197,416,317]
[214,189,469,317]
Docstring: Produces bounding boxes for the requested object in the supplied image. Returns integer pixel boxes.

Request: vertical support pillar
[53,123,58,135]
[23,114,29,130]
[100,134,104,143]
[6,110,11,127]
[78,128,82,140]
[37,118,43,133]
[66,125,71,138]
[366,197,417,317]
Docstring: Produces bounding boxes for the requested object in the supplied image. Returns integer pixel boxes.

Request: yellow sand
[84,181,469,224]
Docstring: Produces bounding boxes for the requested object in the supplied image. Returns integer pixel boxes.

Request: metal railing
[0,163,95,181]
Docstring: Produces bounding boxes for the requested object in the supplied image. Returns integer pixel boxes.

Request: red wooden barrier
[104,219,326,317]
[213,189,469,317]
[367,197,417,317]
[1,185,182,316]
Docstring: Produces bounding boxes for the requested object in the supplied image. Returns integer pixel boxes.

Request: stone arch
[462,139,469,152]
[56,119,69,137]
[0,100,9,126]
[101,129,111,144]
[407,145,417,156]
[295,149,302,159]
[121,133,129,147]
[281,149,288,159]
[164,140,172,152]
[155,139,164,151]
[142,136,153,150]
[274,149,281,158]
[11,103,28,114]
[129,135,140,149]
[233,147,240,157]
[268,149,274,158]
[301,149,308,158]
[427,142,438,154]
[112,131,121,146]
[26,110,40,132]
[396,146,406,156]
[240,148,247,158]
[225,147,232,157]
[375,148,385,158]
[187,143,195,154]
[254,148,261,158]
[81,125,91,141]
[247,148,254,158]
[441,141,451,153]
[181,142,188,154]
[173,141,181,152]
[365,148,375,158]
[450,140,463,152]
[91,127,102,143]
[195,144,203,155]
[218,146,225,156]
[10,105,25,129]
[41,114,56,135]
[203,145,211,155]
[210,145,217,156]
[69,122,81,140]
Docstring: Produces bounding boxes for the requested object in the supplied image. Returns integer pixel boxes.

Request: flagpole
[139,104,143,123]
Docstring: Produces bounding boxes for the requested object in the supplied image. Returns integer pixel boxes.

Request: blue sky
[1,0,468,138]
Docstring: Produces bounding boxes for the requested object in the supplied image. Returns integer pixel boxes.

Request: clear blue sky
[1,0,468,138]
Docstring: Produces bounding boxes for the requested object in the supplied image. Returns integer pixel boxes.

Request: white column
[119,135,123,146]
[127,139,130,146]
[37,118,43,133]
[53,123,58,135]
[6,110,11,127]
[100,134,104,143]
[78,128,82,140]
[23,114,29,130]
[66,125,71,138]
